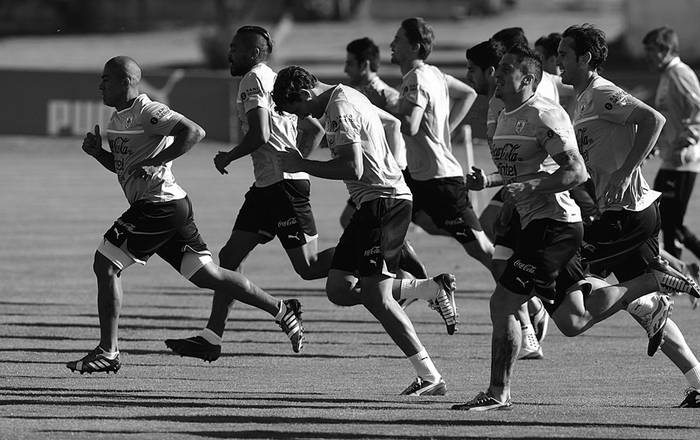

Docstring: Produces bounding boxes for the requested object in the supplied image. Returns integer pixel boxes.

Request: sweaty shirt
[399,63,463,180]
[105,94,186,204]
[324,85,412,207]
[654,57,700,172]
[573,75,660,212]
[492,94,582,228]
[237,63,308,187]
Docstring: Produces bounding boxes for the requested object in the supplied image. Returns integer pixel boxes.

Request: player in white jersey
[342,36,430,293]
[389,17,493,277]
[67,56,304,374]
[272,65,458,395]
[559,24,700,407]
[163,26,332,362]
[454,45,700,411]
[643,27,700,264]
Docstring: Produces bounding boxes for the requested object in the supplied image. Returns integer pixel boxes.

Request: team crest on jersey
[240,92,247,101]
[515,119,527,134]
[329,120,339,132]
[125,116,133,127]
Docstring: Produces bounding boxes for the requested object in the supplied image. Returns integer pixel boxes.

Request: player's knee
[93,250,121,278]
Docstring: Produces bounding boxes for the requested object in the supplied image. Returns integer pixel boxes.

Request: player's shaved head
[105,56,142,85]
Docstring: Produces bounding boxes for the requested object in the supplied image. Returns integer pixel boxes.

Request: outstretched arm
[214,107,269,174]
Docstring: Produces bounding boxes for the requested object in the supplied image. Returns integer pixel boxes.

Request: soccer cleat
[277,299,304,353]
[647,257,700,298]
[529,297,550,343]
[400,377,447,396]
[635,294,673,357]
[678,387,700,408]
[66,346,121,374]
[451,391,513,411]
[518,332,544,360]
[429,273,458,335]
[165,335,221,362]
[685,263,699,309]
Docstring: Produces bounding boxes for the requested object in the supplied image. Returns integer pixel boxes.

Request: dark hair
[346,37,380,72]
[465,40,504,70]
[562,24,608,70]
[400,17,434,60]
[272,66,318,110]
[534,32,562,59]
[506,44,543,88]
[642,26,679,56]
[236,25,273,54]
[491,27,528,50]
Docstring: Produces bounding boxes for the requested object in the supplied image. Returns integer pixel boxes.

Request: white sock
[685,364,700,389]
[408,349,441,383]
[400,279,438,301]
[199,327,222,345]
[626,293,657,317]
[275,300,286,321]
[97,346,118,359]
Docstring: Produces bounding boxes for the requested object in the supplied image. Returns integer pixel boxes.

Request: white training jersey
[324,85,412,207]
[353,76,406,170]
[237,63,308,187]
[655,57,700,172]
[492,94,582,228]
[573,75,660,212]
[105,94,187,204]
[399,63,463,180]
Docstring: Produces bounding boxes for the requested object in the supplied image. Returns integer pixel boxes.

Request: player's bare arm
[127,118,205,178]
[507,149,587,196]
[296,116,324,158]
[466,166,502,190]
[374,106,405,165]
[445,74,477,133]
[214,107,270,174]
[604,103,665,203]
[397,99,424,136]
[277,142,362,181]
[82,124,116,173]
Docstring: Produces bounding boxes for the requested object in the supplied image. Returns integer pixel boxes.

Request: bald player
[67,56,304,374]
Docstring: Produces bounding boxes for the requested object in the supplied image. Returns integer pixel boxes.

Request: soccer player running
[67,56,303,374]
[453,45,700,411]
[558,24,700,407]
[643,27,700,263]
[342,37,430,288]
[388,18,494,274]
[163,26,331,362]
[272,65,455,395]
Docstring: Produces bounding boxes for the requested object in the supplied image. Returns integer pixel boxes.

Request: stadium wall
[0,69,237,142]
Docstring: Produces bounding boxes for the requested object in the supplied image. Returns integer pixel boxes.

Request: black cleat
[277,299,304,353]
[165,336,221,362]
[66,346,121,374]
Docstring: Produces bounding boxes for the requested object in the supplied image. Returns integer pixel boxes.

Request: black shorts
[331,198,411,278]
[233,179,318,249]
[499,218,585,308]
[583,202,660,281]
[104,196,209,271]
[403,171,482,244]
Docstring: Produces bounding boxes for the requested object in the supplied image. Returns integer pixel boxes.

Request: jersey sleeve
[594,85,641,125]
[325,100,362,150]
[538,106,578,156]
[238,71,270,114]
[141,102,184,136]
[669,65,700,144]
[400,71,428,109]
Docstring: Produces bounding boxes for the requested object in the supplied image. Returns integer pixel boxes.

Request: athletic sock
[97,346,118,359]
[275,300,286,321]
[408,349,441,383]
[400,279,438,301]
[199,327,222,345]
[684,364,700,389]
[626,293,657,317]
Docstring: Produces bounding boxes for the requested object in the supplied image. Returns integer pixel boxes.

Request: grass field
[1,135,700,439]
